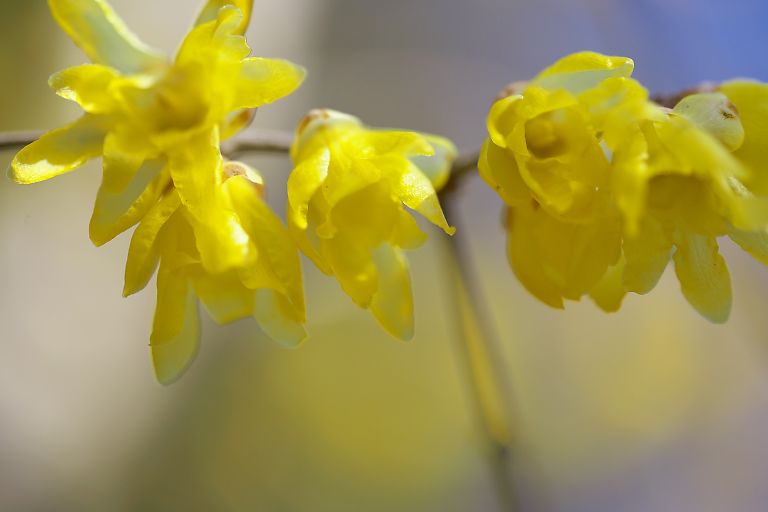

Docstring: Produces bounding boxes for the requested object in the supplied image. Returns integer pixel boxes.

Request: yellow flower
[609,82,768,322]
[481,51,768,322]
[8,0,307,382]
[10,0,304,273]
[480,52,651,308]
[125,161,306,384]
[287,110,456,339]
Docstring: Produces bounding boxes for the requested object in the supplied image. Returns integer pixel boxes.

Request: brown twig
[0,131,44,151]
[1,129,481,192]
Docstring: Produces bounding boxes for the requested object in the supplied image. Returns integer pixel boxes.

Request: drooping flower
[287,110,456,339]
[480,52,654,308]
[481,51,768,321]
[9,0,307,381]
[125,161,305,383]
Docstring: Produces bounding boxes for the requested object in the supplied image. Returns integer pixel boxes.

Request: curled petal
[478,139,530,206]
[408,134,457,191]
[49,64,120,114]
[385,159,455,235]
[226,175,306,316]
[287,148,330,230]
[10,115,107,184]
[534,51,634,94]
[673,234,731,323]
[195,0,253,35]
[89,161,169,247]
[231,58,306,111]
[124,191,181,297]
[48,0,165,74]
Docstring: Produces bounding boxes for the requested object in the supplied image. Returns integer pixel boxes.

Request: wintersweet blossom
[9,0,306,381]
[125,162,305,383]
[480,51,768,321]
[287,110,456,339]
[11,0,304,272]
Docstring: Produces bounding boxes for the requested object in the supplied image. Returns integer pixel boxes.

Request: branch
[0,129,481,191]
[0,131,44,151]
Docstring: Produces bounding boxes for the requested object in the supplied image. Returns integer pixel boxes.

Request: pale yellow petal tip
[375,315,414,342]
[273,328,308,349]
[150,338,200,386]
[691,300,731,324]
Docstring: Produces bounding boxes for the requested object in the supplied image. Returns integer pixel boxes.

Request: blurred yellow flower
[481,51,768,322]
[8,0,307,382]
[288,110,456,339]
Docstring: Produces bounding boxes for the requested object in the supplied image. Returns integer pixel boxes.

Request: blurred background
[2,0,768,510]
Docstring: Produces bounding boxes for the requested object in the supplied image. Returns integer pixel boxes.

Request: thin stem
[0,131,44,150]
[0,130,481,194]
[439,197,520,512]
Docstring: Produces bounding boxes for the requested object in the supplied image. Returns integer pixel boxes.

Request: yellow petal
[729,228,768,266]
[169,129,252,273]
[231,58,306,110]
[189,268,254,325]
[383,158,455,235]
[622,217,672,294]
[354,131,433,158]
[672,234,731,323]
[720,80,768,194]
[253,289,307,347]
[370,244,414,341]
[151,260,194,344]
[505,207,564,309]
[124,191,181,297]
[478,139,530,206]
[589,258,627,313]
[323,232,379,308]
[100,126,155,194]
[168,129,221,215]
[10,115,107,184]
[177,4,249,68]
[226,175,306,316]
[89,160,169,246]
[673,93,744,151]
[391,208,427,249]
[534,51,634,94]
[287,148,330,229]
[487,95,521,149]
[195,0,253,35]
[48,0,165,74]
[506,200,620,304]
[48,64,120,114]
[408,134,457,191]
[150,263,199,385]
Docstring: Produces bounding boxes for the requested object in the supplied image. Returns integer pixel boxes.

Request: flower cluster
[480,52,768,322]
[10,2,768,383]
[10,0,456,381]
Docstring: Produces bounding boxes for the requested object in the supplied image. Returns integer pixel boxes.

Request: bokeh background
[2,0,768,510]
